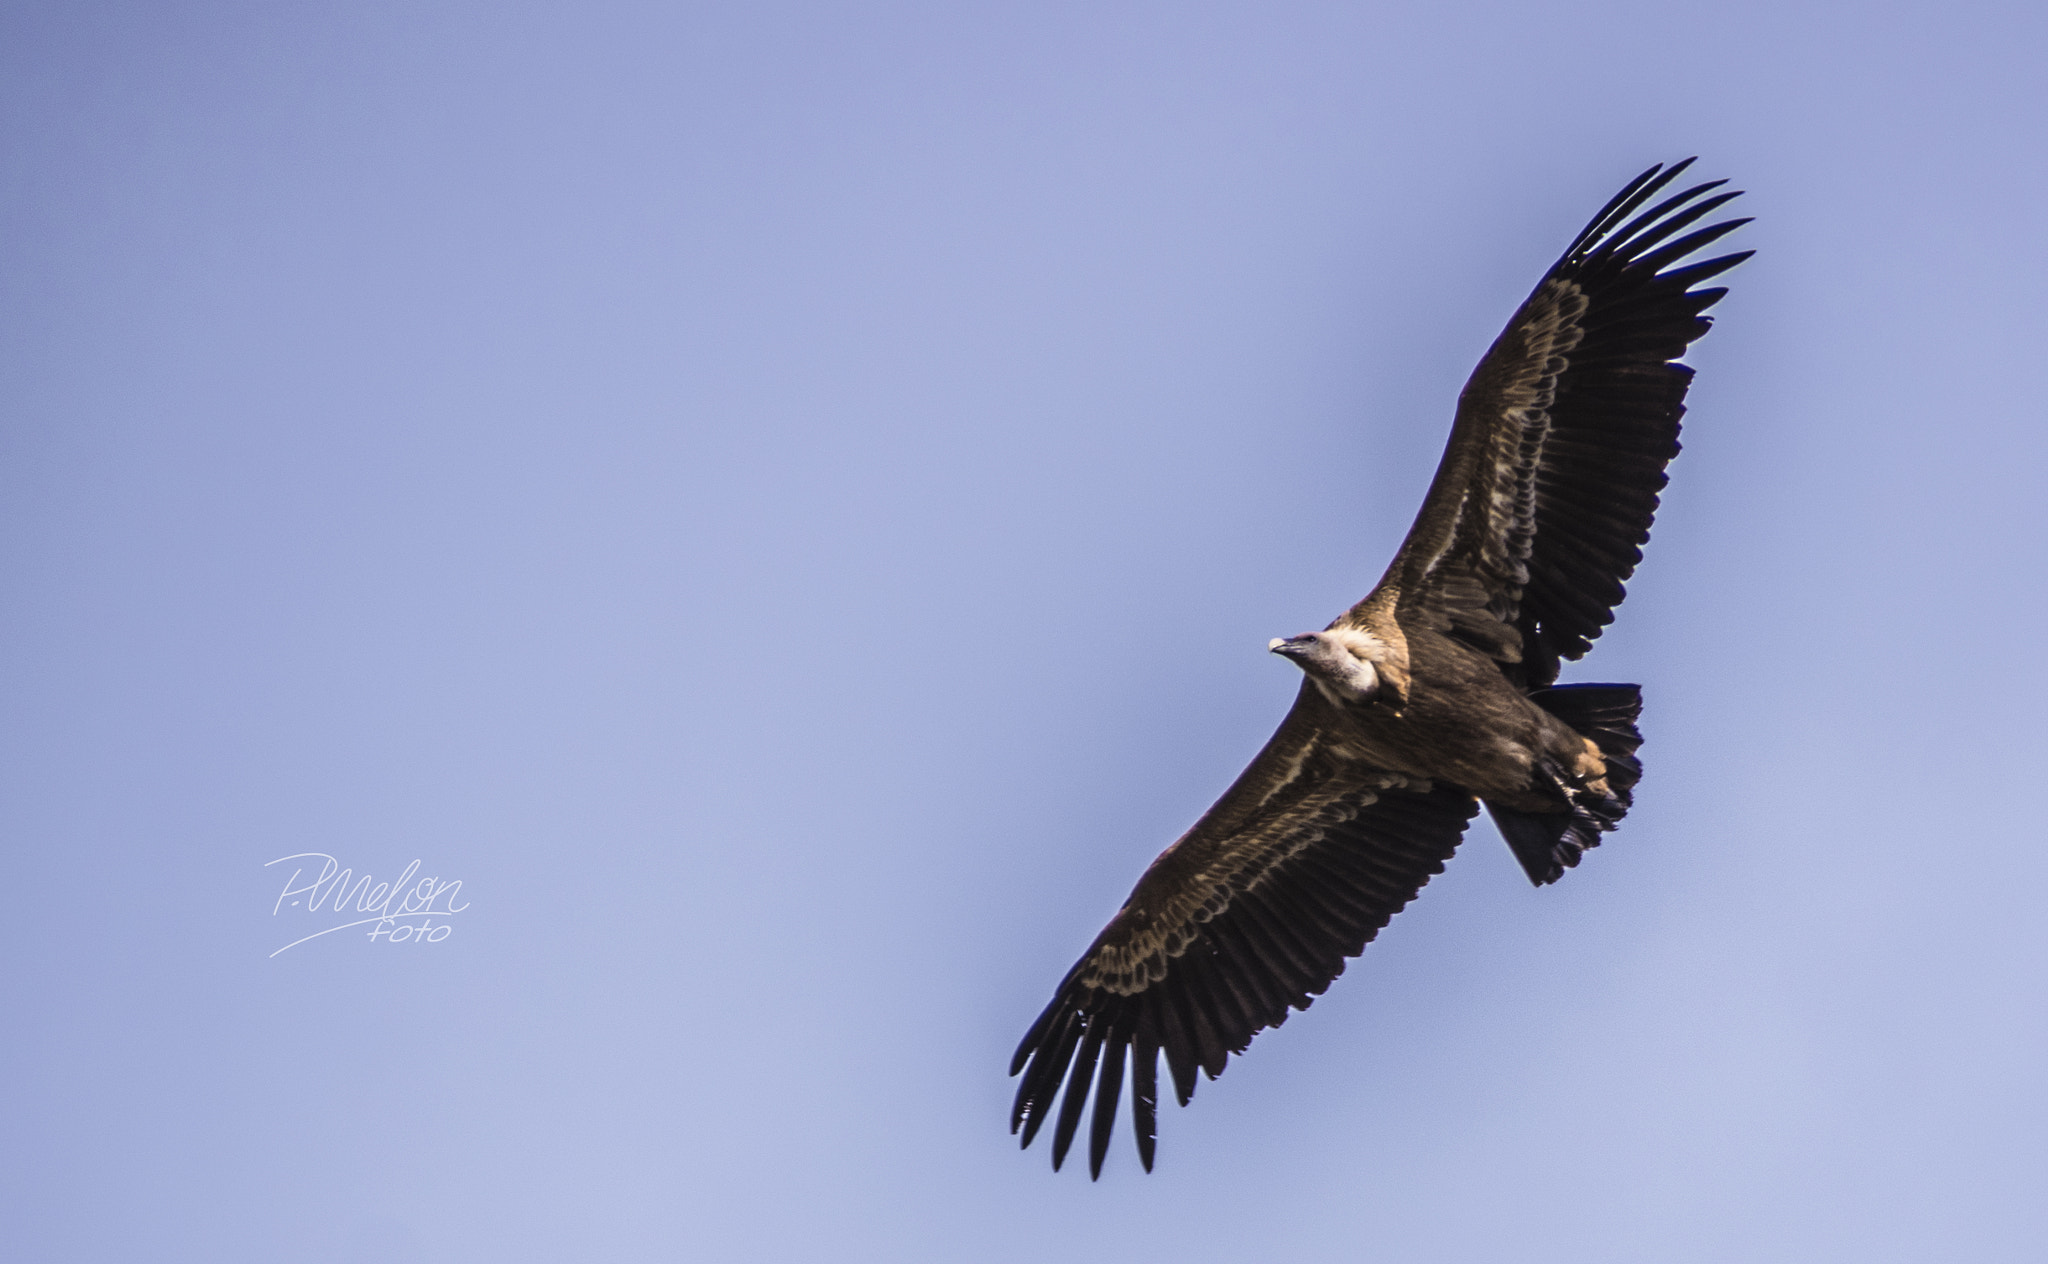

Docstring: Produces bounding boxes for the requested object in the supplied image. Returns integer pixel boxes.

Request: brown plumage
[1010,160,1751,1177]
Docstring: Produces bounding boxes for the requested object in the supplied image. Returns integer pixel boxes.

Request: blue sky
[3,2,2044,1260]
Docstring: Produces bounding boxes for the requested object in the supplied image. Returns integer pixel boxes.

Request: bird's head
[1267,629,1389,704]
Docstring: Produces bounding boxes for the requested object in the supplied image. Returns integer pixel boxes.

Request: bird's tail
[1486,684,1644,886]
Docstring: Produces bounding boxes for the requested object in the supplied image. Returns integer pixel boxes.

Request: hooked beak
[1268,634,1312,658]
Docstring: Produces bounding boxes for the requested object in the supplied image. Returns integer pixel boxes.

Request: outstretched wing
[1344,160,1751,686]
[1009,687,1480,1177]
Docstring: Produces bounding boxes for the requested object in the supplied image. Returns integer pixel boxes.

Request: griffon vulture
[1010,160,1750,1177]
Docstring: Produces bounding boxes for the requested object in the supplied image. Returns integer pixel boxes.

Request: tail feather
[1488,684,1644,886]
[1533,683,1645,790]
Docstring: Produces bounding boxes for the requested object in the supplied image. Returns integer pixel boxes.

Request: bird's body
[1011,161,1750,1177]
[1319,627,1594,803]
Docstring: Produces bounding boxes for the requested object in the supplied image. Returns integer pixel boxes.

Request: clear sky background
[3,2,2044,1260]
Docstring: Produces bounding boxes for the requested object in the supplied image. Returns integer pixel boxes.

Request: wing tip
[1559,160,1752,281]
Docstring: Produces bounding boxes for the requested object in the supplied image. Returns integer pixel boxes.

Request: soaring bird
[1010,160,1750,1178]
